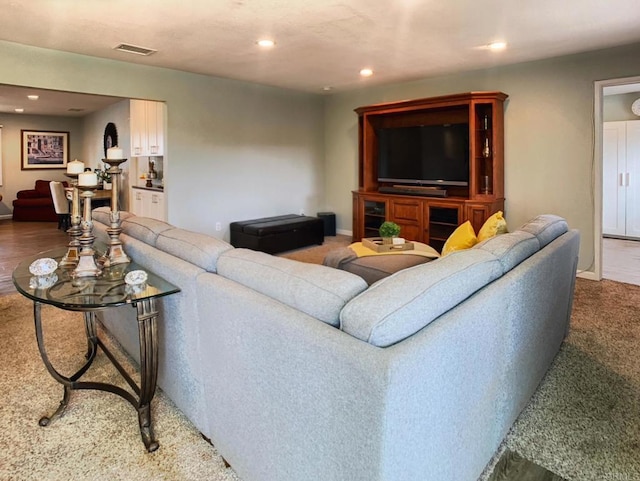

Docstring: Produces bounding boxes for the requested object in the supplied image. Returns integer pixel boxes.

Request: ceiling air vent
[114,43,157,56]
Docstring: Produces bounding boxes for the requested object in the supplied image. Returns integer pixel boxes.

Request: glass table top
[13,246,180,311]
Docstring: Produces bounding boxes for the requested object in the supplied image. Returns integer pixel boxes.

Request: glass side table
[12,246,180,452]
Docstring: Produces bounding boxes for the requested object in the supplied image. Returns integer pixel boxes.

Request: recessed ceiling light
[257,39,275,48]
[360,68,374,77]
[322,86,332,91]
[488,42,507,51]
[27,94,39,100]
[14,108,24,113]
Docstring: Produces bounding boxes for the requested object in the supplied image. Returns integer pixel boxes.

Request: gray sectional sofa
[92,207,580,481]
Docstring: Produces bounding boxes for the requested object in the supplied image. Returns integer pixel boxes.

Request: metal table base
[33,298,160,452]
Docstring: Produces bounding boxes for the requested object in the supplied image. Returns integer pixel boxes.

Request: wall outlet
[299,209,305,216]
[215,222,222,231]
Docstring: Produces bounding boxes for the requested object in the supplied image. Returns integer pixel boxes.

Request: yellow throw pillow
[441,221,478,256]
[477,211,508,242]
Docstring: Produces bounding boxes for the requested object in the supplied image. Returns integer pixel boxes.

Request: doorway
[595,77,640,285]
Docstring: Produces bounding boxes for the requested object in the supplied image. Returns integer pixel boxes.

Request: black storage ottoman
[230,214,324,254]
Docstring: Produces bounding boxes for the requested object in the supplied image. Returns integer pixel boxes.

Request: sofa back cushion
[35,180,53,197]
[474,230,539,273]
[121,216,174,246]
[217,248,368,327]
[156,228,233,273]
[92,206,134,226]
[518,214,568,248]
[340,249,503,347]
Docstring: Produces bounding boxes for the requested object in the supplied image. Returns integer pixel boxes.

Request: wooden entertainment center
[352,91,508,251]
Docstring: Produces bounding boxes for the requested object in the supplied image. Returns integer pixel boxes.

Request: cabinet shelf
[430,221,458,227]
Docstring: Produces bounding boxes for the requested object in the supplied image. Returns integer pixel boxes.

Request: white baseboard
[577,270,598,281]
[0,214,12,220]
[336,229,352,237]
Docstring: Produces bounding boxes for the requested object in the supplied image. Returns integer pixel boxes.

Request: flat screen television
[377,123,470,186]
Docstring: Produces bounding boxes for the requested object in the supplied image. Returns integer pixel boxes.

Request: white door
[625,120,640,237]
[602,121,626,236]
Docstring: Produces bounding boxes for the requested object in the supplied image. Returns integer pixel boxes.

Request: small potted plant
[379,221,401,244]
[95,165,112,190]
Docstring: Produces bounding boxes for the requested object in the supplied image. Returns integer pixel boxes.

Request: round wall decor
[103,123,118,158]
[632,98,640,117]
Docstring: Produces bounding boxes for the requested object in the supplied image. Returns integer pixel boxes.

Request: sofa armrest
[16,189,41,199]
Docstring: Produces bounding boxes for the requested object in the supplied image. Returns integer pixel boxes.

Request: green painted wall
[604,92,640,121]
[0,40,325,238]
[324,42,640,273]
[2,39,640,273]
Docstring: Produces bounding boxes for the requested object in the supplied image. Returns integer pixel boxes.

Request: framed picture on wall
[21,130,69,170]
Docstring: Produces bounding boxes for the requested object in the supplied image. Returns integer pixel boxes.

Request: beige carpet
[278,234,353,264]
[2,242,640,480]
[0,294,240,481]
[500,278,640,481]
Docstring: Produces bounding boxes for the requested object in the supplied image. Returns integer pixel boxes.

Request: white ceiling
[1,0,640,115]
[0,85,124,117]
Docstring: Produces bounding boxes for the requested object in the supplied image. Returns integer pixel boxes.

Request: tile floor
[602,236,640,286]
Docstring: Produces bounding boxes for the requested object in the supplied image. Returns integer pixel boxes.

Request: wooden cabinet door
[130,100,165,157]
[390,199,423,242]
[465,204,492,234]
[130,100,147,157]
[359,194,388,239]
[130,188,146,217]
[146,101,165,156]
[149,192,166,221]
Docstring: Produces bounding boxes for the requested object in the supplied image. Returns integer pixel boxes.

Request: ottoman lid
[232,215,320,236]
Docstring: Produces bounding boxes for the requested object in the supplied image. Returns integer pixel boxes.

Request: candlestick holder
[60,173,82,267]
[100,157,130,267]
[72,184,102,278]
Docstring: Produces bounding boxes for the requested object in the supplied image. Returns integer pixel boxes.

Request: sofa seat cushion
[519,214,568,248]
[340,249,503,347]
[156,228,233,273]
[217,248,367,326]
[121,216,174,246]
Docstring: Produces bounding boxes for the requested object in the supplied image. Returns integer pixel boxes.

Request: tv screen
[377,123,470,186]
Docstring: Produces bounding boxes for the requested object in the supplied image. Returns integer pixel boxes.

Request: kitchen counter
[132,185,164,193]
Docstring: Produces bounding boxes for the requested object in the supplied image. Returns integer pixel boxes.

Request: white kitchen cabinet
[130,100,165,157]
[603,120,640,238]
[130,188,166,221]
[131,188,145,217]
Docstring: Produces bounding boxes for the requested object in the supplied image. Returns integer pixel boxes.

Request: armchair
[12,179,67,222]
